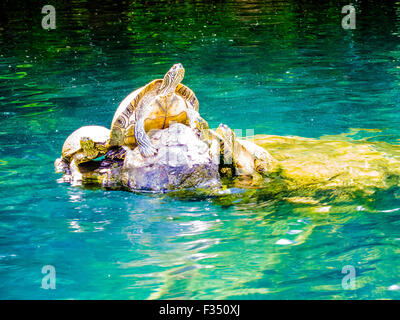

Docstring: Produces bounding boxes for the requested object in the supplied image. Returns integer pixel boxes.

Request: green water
[1,0,400,299]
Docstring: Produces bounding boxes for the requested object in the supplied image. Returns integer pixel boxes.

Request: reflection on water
[1,0,400,299]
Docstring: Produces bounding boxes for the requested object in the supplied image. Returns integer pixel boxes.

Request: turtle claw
[105,147,126,160]
[139,144,158,158]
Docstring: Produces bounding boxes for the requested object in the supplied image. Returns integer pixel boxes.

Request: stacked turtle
[54,63,275,188]
[54,125,110,183]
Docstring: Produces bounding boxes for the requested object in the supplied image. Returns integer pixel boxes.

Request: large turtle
[109,63,208,157]
[54,125,110,175]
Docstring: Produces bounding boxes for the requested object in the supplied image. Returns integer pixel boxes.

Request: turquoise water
[1,0,400,299]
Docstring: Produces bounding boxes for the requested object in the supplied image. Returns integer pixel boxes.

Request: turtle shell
[109,79,199,147]
[61,125,110,159]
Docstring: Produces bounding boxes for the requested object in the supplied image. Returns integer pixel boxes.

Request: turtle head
[216,124,236,146]
[54,157,69,174]
[160,63,185,95]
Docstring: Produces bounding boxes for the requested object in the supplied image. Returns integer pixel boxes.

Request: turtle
[108,63,209,157]
[54,125,110,176]
[207,124,277,177]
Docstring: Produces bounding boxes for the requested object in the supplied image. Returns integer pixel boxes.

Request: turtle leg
[123,124,136,148]
[69,158,83,185]
[254,159,269,175]
[186,108,210,142]
[134,118,158,157]
[105,146,126,161]
[187,108,209,131]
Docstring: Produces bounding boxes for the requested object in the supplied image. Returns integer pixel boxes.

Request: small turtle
[208,124,277,177]
[109,63,208,157]
[54,125,110,175]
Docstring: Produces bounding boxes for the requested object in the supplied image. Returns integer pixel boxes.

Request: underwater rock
[122,123,221,191]
[252,130,400,200]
